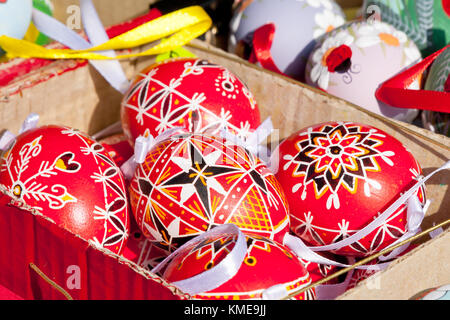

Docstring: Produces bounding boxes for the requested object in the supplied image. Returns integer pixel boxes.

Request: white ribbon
[0,113,40,151]
[91,121,123,140]
[151,223,320,300]
[314,257,356,300]
[19,112,40,134]
[151,224,248,296]
[283,233,386,271]
[220,117,274,164]
[0,130,16,152]
[31,0,130,94]
[306,161,449,253]
[428,223,444,239]
[120,127,184,180]
[282,160,450,295]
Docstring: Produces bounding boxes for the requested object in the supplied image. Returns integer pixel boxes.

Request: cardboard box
[52,0,153,31]
[0,6,448,300]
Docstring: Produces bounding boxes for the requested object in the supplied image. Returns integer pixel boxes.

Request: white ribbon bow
[282,160,450,298]
[31,0,130,94]
[0,113,40,151]
[150,224,248,296]
[120,127,184,180]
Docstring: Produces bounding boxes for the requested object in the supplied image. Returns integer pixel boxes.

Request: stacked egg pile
[0,0,447,300]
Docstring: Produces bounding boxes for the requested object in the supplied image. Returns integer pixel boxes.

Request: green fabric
[424,47,450,91]
[32,0,54,46]
[363,0,450,56]
[422,46,450,136]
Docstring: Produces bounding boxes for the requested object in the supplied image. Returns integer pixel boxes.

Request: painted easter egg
[421,46,450,137]
[305,20,422,122]
[362,0,450,56]
[0,0,32,54]
[299,250,341,285]
[120,215,169,270]
[162,231,316,300]
[274,121,426,257]
[229,0,346,80]
[0,125,130,254]
[128,133,290,252]
[120,58,261,146]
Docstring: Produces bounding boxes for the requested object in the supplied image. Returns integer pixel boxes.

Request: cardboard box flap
[339,228,450,300]
[0,16,448,300]
[0,192,187,300]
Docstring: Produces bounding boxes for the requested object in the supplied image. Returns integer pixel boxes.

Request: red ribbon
[375,44,450,114]
[249,22,285,76]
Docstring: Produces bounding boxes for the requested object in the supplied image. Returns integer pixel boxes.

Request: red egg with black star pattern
[128,133,290,252]
[274,121,426,257]
[0,125,130,254]
[162,231,316,300]
[120,58,261,146]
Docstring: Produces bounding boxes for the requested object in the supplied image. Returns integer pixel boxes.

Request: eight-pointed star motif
[287,123,393,209]
[162,141,241,218]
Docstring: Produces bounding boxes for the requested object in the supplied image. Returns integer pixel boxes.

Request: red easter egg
[299,249,341,284]
[120,58,261,145]
[100,133,134,167]
[0,125,130,254]
[121,216,169,270]
[162,232,316,300]
[274,121,426,257]
[128,133,290,252]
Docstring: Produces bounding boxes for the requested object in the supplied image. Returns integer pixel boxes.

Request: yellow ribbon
[0,6,212,60]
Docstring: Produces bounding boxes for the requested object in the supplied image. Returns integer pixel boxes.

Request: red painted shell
[100,133,134,168]
[162,232,316,300]
[128,133,290,252]
[274,121,426,257]
[0,125,130,254]
[300,249,341,285]
[120,58,261,146]
[121,216,169,270]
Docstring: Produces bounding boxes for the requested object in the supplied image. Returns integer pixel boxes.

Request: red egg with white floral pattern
[0,125,130,254]
[121,58,261,146]
[128,133,290,252]
[162,232,316,300]
[274,121,426,257]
